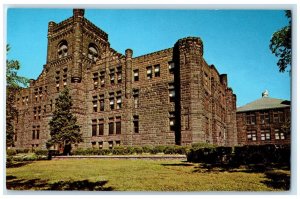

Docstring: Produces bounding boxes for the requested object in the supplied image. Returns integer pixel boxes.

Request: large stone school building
[12,9,239,149]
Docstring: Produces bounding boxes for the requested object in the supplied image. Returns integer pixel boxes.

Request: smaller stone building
[236,91,290,145]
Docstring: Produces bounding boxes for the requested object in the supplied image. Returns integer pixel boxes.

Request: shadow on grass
[6,161,33,168]
[161,163,194,167]
[6,175,114,191]
[261,171,290,190]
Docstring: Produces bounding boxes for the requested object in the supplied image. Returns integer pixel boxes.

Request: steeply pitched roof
[237,97,290,112]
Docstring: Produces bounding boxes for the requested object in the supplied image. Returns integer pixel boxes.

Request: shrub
[16,148,30,154]
[7,149,17,156]
[133,146,143,154]
[142,145,153,153]
[34,149,48,156]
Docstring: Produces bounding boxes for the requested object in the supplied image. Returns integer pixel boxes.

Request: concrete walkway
[52,154,187,160]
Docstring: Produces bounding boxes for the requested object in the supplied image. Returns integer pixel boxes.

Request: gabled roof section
[237,96,290,112]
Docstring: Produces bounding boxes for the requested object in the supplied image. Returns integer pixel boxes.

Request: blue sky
[6,8,291,107]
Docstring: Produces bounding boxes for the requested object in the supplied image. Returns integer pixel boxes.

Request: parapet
[175,37,204,56]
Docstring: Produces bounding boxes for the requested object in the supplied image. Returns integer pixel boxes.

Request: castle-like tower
[13,9,237,149]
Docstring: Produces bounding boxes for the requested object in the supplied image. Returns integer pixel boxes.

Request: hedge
[187,144,290,166]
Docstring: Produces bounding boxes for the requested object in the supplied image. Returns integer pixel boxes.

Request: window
[116,141,121,147]
[168,61,175,74]
[116,117,121,134]
[93,73,98,89]
[108,141,113,149]
[246,112,256,125]
[109,92,115,110]
[36,129,40,140]
[92,96,98,112]
[146,66,152,79]
[32,130,35,140]
[63,74,67,87]
[92,120,97,136]
[133,89,139,108]
[99,95,104,111]
[58,40,68,58]
[100,71,105,87]
[275,129,285,140]
[98,141,103,149]
[92,142,96,148]
[116,91,122,109]
[247,130,257,141]
[33,107,37,120]
[117,66,122,84]
[169,83,175,102]
[39,87,43,100]
[110,69,115,85]
[88,43,99,62]
[260,112,270,124]
[38,107,41,120]
[133,69,139,81]
[154,64,160,77]
[98,119,104,135]
[169,112,175,131]
[204,72,209,86]
[56,71,60,92]
[261,129,271,141]
[109,118,114,135]
[273,111,284,123]
[133,115,139,133]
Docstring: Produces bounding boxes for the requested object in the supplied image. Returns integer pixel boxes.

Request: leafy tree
[6,44,29,148]
[47,87,82,154]
[269,10,291,73]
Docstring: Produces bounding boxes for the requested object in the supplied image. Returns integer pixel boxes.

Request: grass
[6,159,290,191]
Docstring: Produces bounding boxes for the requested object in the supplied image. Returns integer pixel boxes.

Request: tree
[6,44,29,148]
[47,87,82,155]
[269,10,291,73]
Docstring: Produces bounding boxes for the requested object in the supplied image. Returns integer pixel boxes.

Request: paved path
[52,154,187,161]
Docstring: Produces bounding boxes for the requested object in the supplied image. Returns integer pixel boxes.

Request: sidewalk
[52,154,187,160]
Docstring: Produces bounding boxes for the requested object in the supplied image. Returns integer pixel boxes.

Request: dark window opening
[133,115,139,133]
[154,64,160,77]
[133,69,139,81]
[146,66,152,79]
[169,83,175,102]
[169,112,175,131]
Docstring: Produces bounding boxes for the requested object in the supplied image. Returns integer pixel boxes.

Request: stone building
[236,91,290,145]
[12,9,237,149]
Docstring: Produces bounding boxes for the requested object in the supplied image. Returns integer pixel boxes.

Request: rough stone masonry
[13,9,238,149]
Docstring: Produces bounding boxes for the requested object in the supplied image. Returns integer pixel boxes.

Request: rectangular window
[133,89,139,108]
[92,96,98,112]
[92,120,97,136]
[275,129,285,140]
[93,73,98,89]
[261,129,271,141]
[98,119,104,135]
[133,115,139,133]
[109,118,114,135]
[117,66,122,84]
[146,66,152,79]
[133,69,139,81]
[109,92,115,110]
[32,130,35,140]
[63,74,67,87]
[168,61,175,74]
[110,69,115,85]
[108,141,113,149]
[273,111,284,123]
[36,130,40,140]
[169,83,175,102]
[116,140,121,147]
[100,71,105,87]
[99,94,104,111]
[116,91,122,109]
[169,112,175,131]
[247,130,257,141]
[98,141,103,149]
[260,112,270,124]
[116,117,121,134]
[154,64,160,77]
[92,142,96,148]
[33,108,37,120]
[246,112,256,125]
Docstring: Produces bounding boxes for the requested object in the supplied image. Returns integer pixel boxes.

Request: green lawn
[6,159,290,191]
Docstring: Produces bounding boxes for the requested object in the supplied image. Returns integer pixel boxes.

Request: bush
[34,149,48,156]
[7,149,17,156]
[142,146,153,153]
[16,148,30,154]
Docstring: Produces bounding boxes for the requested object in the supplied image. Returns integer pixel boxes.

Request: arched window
[88,43,99,62]
[58,40,68,58]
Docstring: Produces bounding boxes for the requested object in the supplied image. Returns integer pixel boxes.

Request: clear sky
[6,8,291,107]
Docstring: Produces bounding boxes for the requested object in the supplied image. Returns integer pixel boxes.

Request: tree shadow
[161,163,194,167]
[6,161,33,168]
[6,175,114,191]
[261,171,290,190]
